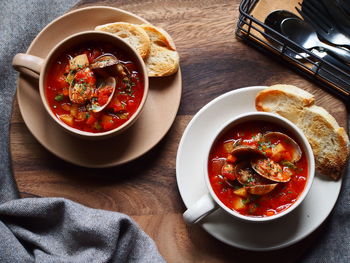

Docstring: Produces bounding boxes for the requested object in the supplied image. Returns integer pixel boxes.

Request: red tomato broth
[45,42,144,133]
[208,120,308,217]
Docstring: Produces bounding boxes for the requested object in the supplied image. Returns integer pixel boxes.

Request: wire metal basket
[236,0,350,102]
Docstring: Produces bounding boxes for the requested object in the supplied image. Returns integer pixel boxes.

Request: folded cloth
[0,1,165,262]
[0,198,165,263]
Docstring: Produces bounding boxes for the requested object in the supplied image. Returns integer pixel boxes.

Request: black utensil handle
[321,0,350,37]
[323,54,350,73]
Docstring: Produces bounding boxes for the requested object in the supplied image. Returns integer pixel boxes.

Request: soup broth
[45,42,144,133]
[208,120,308,217]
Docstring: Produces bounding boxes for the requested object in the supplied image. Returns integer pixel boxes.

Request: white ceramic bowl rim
[204,111,315,222]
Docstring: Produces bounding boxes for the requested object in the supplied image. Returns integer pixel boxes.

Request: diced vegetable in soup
[45,42,144,133]
[208,121,308,217]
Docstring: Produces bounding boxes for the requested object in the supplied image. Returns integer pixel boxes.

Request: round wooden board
[10,0,348,262]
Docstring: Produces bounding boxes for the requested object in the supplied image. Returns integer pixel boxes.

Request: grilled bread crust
[140,24,179,77]
[95,22,151,59]
[256,84,350,179]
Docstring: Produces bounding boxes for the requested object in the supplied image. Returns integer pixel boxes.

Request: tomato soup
[45,42,144,133]
[208,120,308,217]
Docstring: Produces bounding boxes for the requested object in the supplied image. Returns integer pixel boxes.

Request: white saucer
[176,86,342,251]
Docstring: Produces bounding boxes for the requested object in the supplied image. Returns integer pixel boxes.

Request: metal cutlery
[281,17,350,63]
[263,10,350,73]
[296,0,350,47]
[264,10,309,59]
[322,0,350,37]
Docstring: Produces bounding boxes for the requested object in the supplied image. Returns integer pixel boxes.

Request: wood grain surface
[10,0,348,262]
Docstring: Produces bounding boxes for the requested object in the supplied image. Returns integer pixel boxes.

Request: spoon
[265,10,350,72]
[281,17,350,63]
[264,10,299,37]
[264,10,312,59]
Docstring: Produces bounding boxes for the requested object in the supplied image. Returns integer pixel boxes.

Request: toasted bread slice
[255,85,350,179]
[296,105,350,179]
[95,22,151,59]
[140,24,179,77]
[141,24,176,51]
[256,84,314,123]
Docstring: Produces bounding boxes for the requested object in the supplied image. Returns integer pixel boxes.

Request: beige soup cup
[12,31,149,139]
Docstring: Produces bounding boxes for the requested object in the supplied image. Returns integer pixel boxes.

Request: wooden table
[10,0,348,262]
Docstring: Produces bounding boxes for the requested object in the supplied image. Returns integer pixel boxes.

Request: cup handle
[12,53,44,77]
[183,193,218,225]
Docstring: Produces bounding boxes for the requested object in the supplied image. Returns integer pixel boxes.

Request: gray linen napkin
[0,1,165,262]
[0,198,165,262]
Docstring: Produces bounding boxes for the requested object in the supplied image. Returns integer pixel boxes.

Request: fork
[322,0,350,37]
[296,0,350,47]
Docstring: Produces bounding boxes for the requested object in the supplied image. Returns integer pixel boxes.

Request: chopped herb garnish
[252,134,259,140]
[281,161,297,170]
[257,141,273,152]
[54,94,64,102]
[247,177,255,183]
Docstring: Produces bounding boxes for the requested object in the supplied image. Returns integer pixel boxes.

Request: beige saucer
[16,6,182,167]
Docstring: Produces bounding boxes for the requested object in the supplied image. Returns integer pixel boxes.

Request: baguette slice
[95,22,151,59]
[140,24,179,77]
[296,105,350,179]
[256,84,315,123]
[255,85,350,180]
